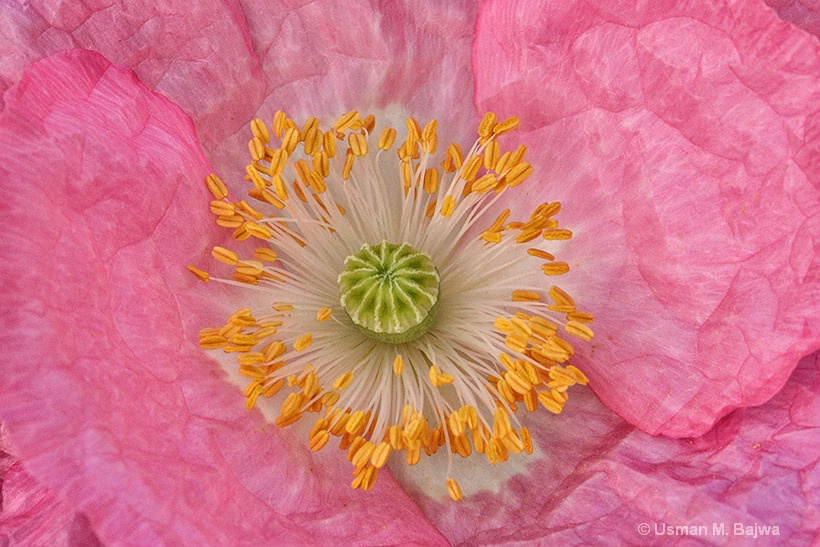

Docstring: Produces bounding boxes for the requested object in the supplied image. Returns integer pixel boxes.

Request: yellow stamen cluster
[190,110,594,501]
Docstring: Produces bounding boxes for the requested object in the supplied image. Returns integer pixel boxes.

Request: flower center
[189,110,595,501]
[339,241,440,344]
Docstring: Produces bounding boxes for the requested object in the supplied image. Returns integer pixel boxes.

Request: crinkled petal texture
[764,0,820,36]
[0,49,446,545]
[415,352,820,544]
[0,0,480,171]
[473,0,820,436]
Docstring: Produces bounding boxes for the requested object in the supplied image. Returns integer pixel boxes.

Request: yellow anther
[446,142,464,170]
[511,290,539,302]
[543,228,573,240]
[317,307,332,322]
[538,390,564,414]
[494,151,513,175]
[483,140,500,170]
[230,333,257,347]
[494,317,514,334]
[566,365,589,384]
[370,441,392,468]
[492,407,512,439]
[272,110,287,138]
[253,247,278,263]
[567,311,595,324]
[212,246,239,265]
[333,371,354,391]
[216,214,244,228]
[378,127,397,151]
[510,316,533,337]
[323,130,337,158]
[293,333,313,351]
[505,162,533,187]
[472,173,498,194]
[346,411,367,436]
[352,440,378,469]
[542,262,570,276]
[440,195,455,217]
[334,110,360,132]
[461,155,482,182]
[527,248,555,261]
[249,188,285,210]
[423,168,439,194]
[493,116,519,135]
[309,430,331,452]
[236,200,264,220]
[250,118,270,143]
[565,321,594,341]
[243,221,273,240]
[187,265,210,282]
[249,137,266,161]
[505,370,533,395]
[348,132,368,157]
[500,430,524,455]
[400,160,413,194]
[429,365,455,387]
[481,231,502,244]
[421,119,438,153]
[301,116,320,141]
[269,148,288,177]
[478,112,497,139]
[516,229,542,243]
[209,200,236,216]
[273,302,294,312]
[313,150,330,178]
[548,285,575,307]
[281,392,305,417]
[262,340,286,361]
[198,334,227,350]
[308,171,327,194]
[282,127,300,155]
[361,114,376,134]
[549,365,578,386]
[406,445,421,466]
[206,173,229,199]
[342,149,355,180]
[393,355,405,376]
[504,334,528,353]
[405,116,422,141]
[484,210,509,234]
[448,411,464,436]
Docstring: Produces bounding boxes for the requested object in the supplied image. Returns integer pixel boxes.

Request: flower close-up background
[1,0,818,545]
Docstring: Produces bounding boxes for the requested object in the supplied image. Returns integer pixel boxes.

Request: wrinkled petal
[0,0,265,147]
[474,0,820,436]
[0,426,101,545]
[0,49,447,545]
[411,352,819,544]
[764,0,820,35]
[0,0,480,171]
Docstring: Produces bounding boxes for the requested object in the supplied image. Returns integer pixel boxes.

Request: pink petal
[0,1,480,172]
[0,49,446,544]
[413,352,819,544]
[764,0,820,35]
[0,428,100,545]
[473,0,820,435]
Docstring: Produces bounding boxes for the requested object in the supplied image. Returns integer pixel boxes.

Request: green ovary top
[338,241,441,344]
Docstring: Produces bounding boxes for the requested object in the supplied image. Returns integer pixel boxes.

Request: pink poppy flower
[1,0,817,544]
